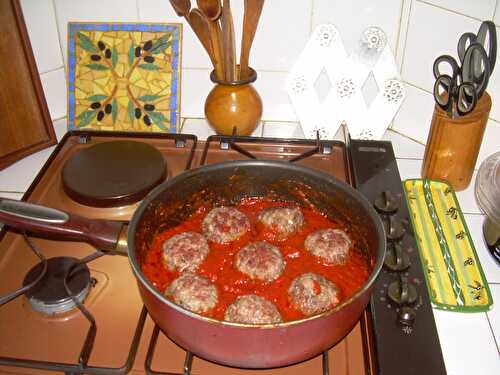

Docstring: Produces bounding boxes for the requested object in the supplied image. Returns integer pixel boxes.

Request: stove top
[0,130,446,375]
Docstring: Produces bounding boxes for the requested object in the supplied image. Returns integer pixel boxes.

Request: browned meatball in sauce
[225,294,282,324]
[257,206,304,240]
[235,241,285,282]
[166,273,218,314]
[304,228,352,265]
[202,206,250,244]
[161,232,209,272]
[288,273,340,316]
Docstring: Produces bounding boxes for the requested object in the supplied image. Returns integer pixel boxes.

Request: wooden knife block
[421,92,491,191]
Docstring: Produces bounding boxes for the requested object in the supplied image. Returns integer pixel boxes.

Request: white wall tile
[465,214,500,283]
[262,121,306,139]
[53,0,138,64]
[0,192,24,200]
[180,68,212,118]
[40,68,67,120]
[494,3,500,24]
[486,284,500,348]
[20,0,63,73]
[137,0,212,69]
[312,0,403,54]
[229,0,312,72]
[455,170,481,214]
[382,129,426,159]
[402,1,479,92]
[482,41,500,122]
[0,146,55,192]
[53,117,68,141]
[396,158,422,180]
[421,0,496,20]
[181,118,262,139]
[254,71,296,121]
[477,120,500,167]
[433,309,500,375]
[392,83,435,143]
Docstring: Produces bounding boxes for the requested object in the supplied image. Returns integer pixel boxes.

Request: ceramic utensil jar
[204,67,262,135]
[422,92,492,191]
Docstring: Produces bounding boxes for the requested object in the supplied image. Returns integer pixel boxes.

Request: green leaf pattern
[77,32,98,53]
[87,94,108,101]
[137,94,163,102]
[127,100,135,123]
[111,46,118,68]
[138,63,160,71]
[76,110,96,128]
[128,44,135,66]
[147,111,168,130]
[112,98,118,124]
[87,63,109,71]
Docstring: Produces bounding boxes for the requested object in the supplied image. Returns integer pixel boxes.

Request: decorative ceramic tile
[68,23,182,133]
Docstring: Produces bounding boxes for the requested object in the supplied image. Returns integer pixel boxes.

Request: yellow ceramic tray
[404,179,492,312]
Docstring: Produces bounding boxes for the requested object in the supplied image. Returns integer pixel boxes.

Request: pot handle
[0,198,124,253]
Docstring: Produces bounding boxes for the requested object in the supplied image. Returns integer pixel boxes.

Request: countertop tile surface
[486,284,500,351]
[433,308,500,375]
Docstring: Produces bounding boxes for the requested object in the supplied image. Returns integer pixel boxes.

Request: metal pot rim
[127,160,386,328]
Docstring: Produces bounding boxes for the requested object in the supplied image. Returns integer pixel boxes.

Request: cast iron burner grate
[144,325,331,375]
[23,256,92,315]
[0,235,146,375]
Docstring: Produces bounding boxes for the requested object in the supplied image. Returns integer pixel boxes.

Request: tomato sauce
[141,198,370,322]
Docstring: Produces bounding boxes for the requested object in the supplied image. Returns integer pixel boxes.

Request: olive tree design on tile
[70,24,180,132]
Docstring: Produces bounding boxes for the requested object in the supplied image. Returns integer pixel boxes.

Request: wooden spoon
[240,0,265,79]
[169,0,191,17]
[197,0,224,80]
[221,0,236,81]
[188,9,215,65]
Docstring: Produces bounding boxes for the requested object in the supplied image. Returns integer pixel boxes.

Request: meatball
[257,206,304,240]
[224,295,282,324]
[161,232,209,272]
[235,241,285,282]
[166,273,218,314]
[304,228,351,265]
[202,206,250,244]
[288,273,340,316]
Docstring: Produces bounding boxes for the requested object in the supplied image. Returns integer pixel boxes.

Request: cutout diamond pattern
[286,24,405,140]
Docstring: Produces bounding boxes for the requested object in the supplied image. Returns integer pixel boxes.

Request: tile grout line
[416,0,489,22]
[395,0,413,69]
[39,65,65,76]
[399,0,414,76]
[50,0,67,77]
[485,313,500,353]
[493,0,499,19]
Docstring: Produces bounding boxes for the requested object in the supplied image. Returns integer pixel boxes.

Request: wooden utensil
[197,0,224,80]
[240,0,265,79]
[221,0,236,81]
[169,0,191,17]
[188,9,215,65]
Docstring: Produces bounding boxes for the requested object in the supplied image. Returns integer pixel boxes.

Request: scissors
[432,54,478,117]
[456,21,496,98]
[457,21,497,74]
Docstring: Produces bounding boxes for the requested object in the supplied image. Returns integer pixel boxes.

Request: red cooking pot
[0,160,385,368]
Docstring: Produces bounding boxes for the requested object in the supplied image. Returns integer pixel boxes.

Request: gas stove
[0,130,446,375]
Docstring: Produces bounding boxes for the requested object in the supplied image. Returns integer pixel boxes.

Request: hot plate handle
[0,198,124,252]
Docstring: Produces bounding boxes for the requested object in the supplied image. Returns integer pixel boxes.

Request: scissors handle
[476,20,497,74]
[456,82,477,116]
[462,43,491,98]
[433,75,477,117]
[457,32,477,64]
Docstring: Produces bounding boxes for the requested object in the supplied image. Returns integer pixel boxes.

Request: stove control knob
[388,276,418,305]
[384,243,410,271]
[374,191,399,214]
[398,306,416,327]
[385,216,406,241]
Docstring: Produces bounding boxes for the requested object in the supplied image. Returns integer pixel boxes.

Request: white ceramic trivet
[286,24,405,140]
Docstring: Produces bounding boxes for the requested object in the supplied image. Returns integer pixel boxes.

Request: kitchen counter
[0,118,498,375]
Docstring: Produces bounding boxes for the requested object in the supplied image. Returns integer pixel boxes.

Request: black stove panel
[349,139,446,375]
